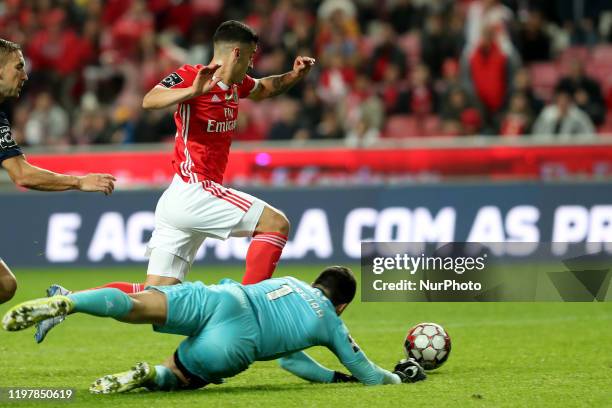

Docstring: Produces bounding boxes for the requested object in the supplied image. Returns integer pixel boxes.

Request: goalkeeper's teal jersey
[241,277,397,385]
[242,276,346,359]
[153,277,397,385]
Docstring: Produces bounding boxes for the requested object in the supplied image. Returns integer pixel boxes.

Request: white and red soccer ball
[404,322,451,370]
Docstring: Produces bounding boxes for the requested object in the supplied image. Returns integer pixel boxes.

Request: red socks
[242,232,288,285]
[82,282,145,294]
[79,233,287,291]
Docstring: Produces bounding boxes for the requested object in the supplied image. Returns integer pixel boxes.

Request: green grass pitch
[0,265,610,407]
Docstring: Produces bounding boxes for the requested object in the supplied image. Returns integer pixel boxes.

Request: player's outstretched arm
[329,325,417,386]
[249,56,315,101]
[278,351,357,383]
[142,63,221,110]
[1,155,115,194]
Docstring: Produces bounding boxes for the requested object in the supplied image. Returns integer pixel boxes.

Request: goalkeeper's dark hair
[213,20,258,45]
[313,266,356,306]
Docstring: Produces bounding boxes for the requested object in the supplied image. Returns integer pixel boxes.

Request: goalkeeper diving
[2,266,425,392]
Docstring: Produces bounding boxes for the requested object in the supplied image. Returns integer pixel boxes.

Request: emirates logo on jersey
[207,119,238,133]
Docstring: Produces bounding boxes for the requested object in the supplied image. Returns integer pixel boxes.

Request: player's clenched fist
[191,63,222,97]
[292,56,315,78]
[78,173,116,195]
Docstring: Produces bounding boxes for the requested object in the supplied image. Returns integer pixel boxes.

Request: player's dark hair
[0,39,21,64]
[313,266,357,307]
[213,20,258,45]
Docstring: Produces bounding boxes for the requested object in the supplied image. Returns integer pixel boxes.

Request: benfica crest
[225,86,239,103]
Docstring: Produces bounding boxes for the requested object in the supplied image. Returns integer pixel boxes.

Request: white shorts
[146,175,266,280]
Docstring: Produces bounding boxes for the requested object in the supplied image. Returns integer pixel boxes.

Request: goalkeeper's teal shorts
[148,280,260,383]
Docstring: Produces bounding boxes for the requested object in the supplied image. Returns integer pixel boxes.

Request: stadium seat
[384,114,421,138]
[585,63,611,87]
[599,113,612,135]
[559,46,590,70]
[423,115,442,136]
[591,45,612,67]
[530,62,561,101]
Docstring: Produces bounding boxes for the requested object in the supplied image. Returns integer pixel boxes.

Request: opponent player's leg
[0,258,17,304]
[3,288,168,331]
[34,281,146,343]
[241,204,290,284]
[144,247,195,287]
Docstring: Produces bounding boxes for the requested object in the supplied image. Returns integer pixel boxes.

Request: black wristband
[393,370,407,383]
[332,371,358,383]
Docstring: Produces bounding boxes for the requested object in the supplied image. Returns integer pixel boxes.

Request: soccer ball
[404,322,451,370]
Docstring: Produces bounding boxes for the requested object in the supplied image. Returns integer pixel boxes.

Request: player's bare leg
[242,205,290,284]
[255,205,291,236]
[0,259,17,304]
[144,275,181,286]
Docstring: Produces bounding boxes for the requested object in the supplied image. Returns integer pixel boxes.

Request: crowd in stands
[1,0,612,148]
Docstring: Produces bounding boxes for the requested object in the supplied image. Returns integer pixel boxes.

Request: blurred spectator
[24,92,69,146]
[463,25,520,125]
[132,108,175,144]
[421,12,464,79]
[106,0,154,61]
[27,9,94,76]
[9,104,29,146]
[318,54,356,104]
[316,1,360,67]
[441,87,483,136]
[295,83,324,137]
[346,117,380,147]
[184,25,212,66]
[1,0,611,150]
[532,90,595,138]
[234,111,265,142]
[282,9,316,57]
[465,0,513,47]
[556,60,606,126]
[388,0,424,35]
[499,92,534,136]
[315,110,345,140]
[517,10,552,63]
[267,99,301,141]
[395,64,437,116]
[344,74,384,138]
[510,68,544,115]
[368,24,406,82]
[73,107,114,145]
[555,0,602,46]
[436,58,462,100]
[378,64,404,114]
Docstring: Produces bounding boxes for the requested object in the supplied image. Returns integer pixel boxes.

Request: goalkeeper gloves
[393,358,427,383]
[331,371,358,383]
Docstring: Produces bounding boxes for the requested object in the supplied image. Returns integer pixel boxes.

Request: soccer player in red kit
[35,21,314,342]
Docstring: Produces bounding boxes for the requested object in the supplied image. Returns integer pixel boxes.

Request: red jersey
[159,64,259,184]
